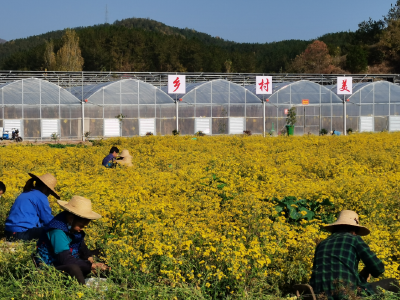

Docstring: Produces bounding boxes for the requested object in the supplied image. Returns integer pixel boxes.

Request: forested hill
[114,18,237,48]
[0,17,358,73]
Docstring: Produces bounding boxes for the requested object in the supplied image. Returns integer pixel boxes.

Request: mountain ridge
[0,17,356,72]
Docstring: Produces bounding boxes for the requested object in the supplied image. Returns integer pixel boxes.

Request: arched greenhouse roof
[257,80,343,105]
[162,79,262,104]
[0,78,80,105]
[68,79,174,105]
[246,82,291,100]
[346,81,400,104]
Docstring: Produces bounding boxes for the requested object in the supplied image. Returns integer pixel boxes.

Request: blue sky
[0,0,395,43]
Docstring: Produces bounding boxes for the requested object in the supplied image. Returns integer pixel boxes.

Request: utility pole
[105,5,109,24]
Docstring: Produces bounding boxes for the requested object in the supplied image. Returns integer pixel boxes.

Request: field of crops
[1,133,400,299]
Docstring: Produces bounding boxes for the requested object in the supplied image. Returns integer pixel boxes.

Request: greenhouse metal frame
[1,71,400,140]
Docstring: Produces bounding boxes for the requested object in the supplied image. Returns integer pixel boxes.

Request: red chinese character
[258,78,270,92]
[340,80,350,92]
[173,77,181,92]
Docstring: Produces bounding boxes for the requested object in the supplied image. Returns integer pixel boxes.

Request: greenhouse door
[139,118,155,136]
[104,119,120,137]
[41,119,59,139]
[389,116,400,132]
[229,117,244,134]
[303,106,320,135]
[359,117,374,132]
[4,120,22,137]
[195,118,211,134]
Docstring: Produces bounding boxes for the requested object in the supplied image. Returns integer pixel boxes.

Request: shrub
[320,128,328,135]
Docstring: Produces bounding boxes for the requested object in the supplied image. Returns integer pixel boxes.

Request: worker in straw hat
[36,195,109,285]
[117,149,133,167]
[5,173,60,241]
[309,210,398,299]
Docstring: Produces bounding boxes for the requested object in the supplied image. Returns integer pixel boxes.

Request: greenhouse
[1,73,400,139]
[247,80,344,135]
[163,79,264,135]
[0,78,81,140]
[68,79,176,136]
[331,81,400,132]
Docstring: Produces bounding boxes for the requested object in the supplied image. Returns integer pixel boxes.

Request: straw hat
[324,210,370,236]
[118,159,133,167]
[28,173,60,199]
[119,149,132,158]
[118,149,133,167]
[57,195,102,220]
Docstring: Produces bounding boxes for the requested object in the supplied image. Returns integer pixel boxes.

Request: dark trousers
[56,264,91,285]
[370,278,399,293]
[5,227,44,241]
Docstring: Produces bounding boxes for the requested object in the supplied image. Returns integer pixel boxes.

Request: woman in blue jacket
[5,173,60,241]
[36,195,108,284]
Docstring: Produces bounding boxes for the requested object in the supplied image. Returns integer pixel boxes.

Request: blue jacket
[5,189,53,232]
[37,211,85,266]
[102,153,115,167]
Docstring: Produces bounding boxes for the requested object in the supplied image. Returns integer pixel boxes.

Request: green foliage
[0,19,310,73]
[172,129,180,136]
[50,132,60,143]
[274,196,336,224]
[286,107,297,126]
[320,128,328,135]
[355,18,385,45]
[346,45,368,73]
[47,144,80,148]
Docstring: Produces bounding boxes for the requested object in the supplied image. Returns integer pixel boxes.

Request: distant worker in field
[5,173,60,241]
[310,210,398,300]
[117,149,133,167]
[102,146,119,168]
[331,129,341,136]
[36,196,110,285]
[0,181,6,197]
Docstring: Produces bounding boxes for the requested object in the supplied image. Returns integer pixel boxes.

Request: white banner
[337,77,353,95]
[168,75,186,94]
[256,76,272,95]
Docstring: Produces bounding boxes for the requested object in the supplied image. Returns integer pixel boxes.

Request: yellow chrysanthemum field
[1,133,400,299]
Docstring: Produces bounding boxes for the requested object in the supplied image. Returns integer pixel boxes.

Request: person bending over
[310,210,398,300]
[5,173,60,241]
[102,146,119,168]
[36,195,109,285]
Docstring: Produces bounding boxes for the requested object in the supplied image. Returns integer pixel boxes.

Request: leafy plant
[286,107,297,126]
[172,129,180,136]
[320,128,328,135]
[50,132,60,143]
[84,131,91,141]
[274,196,335,224]
[115,114,126,123]
[347,128,353,134]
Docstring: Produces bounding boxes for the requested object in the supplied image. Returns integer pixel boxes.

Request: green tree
[44,40,56,70]
[346,45,368,73]
[55,29,84,71]
[379,19,400,71]
[384,0,400,24]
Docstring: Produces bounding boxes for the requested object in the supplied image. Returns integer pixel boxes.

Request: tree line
[2,1,400,73]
